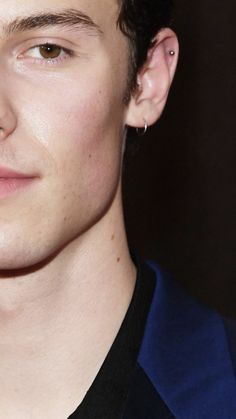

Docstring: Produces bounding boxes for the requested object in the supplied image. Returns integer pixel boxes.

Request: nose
[0,100,17,141]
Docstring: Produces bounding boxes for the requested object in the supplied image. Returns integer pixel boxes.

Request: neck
[0,192,136,416]
[0,194,136,341]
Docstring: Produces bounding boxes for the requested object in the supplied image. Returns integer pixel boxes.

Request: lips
[0,166,38,198]
[0,167,35,178]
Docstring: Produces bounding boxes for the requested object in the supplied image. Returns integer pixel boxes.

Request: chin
[0,241,54,273]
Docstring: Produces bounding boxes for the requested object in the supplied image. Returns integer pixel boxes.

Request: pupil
[40,45,60,59]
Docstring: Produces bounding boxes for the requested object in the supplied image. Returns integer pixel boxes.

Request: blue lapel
[138,263,236,419]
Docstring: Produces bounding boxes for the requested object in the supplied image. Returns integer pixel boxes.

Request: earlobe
[125,28,179,129]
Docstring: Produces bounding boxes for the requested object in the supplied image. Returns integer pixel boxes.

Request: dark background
[123,0,236,318]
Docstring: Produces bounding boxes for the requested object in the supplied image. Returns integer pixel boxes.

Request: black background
[123,0,236,318]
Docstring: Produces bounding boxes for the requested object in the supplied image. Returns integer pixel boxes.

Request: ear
[125,28,179,129]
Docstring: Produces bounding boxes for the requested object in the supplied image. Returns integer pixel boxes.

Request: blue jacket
[123,263,236,419]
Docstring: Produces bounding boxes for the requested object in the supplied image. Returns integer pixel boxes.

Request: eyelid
[17,41,75,65]
[24,43,72,57]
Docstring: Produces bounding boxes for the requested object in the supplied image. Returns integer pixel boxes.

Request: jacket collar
[138,262,236,419]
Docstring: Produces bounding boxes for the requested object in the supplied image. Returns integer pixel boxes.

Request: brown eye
[39,44,62,59]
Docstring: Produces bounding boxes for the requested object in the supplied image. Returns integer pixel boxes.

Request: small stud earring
[136,119,148,136]
[169,50,175,56]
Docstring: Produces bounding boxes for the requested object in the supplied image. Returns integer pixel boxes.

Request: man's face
[0,0,130,269]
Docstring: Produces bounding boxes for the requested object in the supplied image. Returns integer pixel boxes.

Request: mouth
[0,167,39,199]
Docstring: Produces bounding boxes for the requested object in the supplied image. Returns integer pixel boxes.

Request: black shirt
[68,259,156,419]
[67,259,236,418]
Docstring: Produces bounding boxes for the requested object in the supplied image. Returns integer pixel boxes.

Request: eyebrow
[2,8,103,37]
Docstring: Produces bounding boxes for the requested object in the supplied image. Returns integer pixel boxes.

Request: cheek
[56,92,124,206]
[18,73,125,217]
[22,70,124,147]
[25,73,123,162]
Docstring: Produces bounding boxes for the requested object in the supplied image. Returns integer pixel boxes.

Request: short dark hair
[117,0,174,93]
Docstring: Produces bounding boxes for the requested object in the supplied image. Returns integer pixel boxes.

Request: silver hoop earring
[136,119,148,136]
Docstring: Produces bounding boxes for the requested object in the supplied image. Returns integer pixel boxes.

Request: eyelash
[19,43,75,66]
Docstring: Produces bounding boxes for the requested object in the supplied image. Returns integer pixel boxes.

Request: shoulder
[134,261,236,419]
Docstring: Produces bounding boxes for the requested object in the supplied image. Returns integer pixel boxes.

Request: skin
[0,0,178,417]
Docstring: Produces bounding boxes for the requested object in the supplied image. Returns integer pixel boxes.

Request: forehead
[0,0,120,32]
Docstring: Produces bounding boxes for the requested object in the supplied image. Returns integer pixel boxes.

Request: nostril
[0,105,17,138]
[0,127,6,139]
